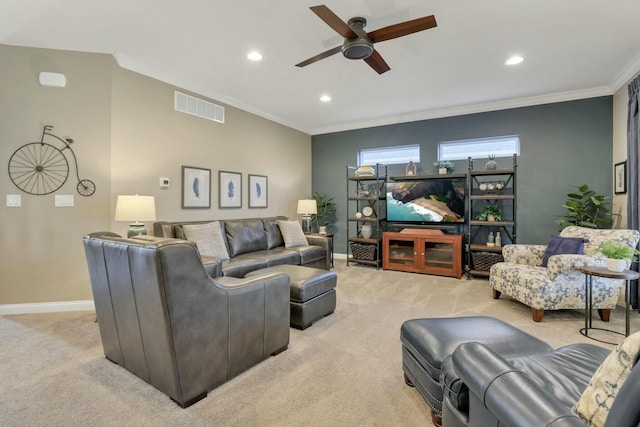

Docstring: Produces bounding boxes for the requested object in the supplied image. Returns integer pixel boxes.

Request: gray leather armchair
[83,232,290,408]
[446,341,640,427]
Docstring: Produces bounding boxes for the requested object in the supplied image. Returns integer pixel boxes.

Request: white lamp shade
[114,195,157,222]
[297,199,317,215]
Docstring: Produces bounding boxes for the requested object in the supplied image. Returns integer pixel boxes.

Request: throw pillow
[183,222,230,260]
[541,235,585,267]
[573,331,640,427]
[277,220,308,248]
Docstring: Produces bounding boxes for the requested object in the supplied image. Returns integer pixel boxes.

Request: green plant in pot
[312,192,336,234]
[555,184,614,230]
[477,205,502,222]
[598,240,640,272]
[433,160,455,174]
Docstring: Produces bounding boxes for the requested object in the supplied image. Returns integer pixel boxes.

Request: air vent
[174,91,224,123]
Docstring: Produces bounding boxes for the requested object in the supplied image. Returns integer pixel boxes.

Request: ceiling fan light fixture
[342,39,374,60]
[297,6,437,73]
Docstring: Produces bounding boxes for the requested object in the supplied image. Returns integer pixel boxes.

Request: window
[358,144,420,166]
[437,135,520,161]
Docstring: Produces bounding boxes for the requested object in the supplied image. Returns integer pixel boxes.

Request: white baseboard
[0,300,95,315]
[334,252,347,260]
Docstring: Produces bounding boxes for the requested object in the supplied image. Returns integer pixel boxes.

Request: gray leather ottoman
[246,265,336,329]
[400,316,552,427]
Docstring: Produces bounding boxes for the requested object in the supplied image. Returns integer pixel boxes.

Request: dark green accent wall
[312,97,614,253]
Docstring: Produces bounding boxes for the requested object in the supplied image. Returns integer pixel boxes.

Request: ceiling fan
[296,5,437,74]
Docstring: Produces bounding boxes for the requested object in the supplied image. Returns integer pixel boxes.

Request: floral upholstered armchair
[489,226,640,322]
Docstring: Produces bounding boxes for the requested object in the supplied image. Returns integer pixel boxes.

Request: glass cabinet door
[386,238,416,268]
[422,241,454,269]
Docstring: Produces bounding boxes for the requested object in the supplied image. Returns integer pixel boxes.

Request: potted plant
[555,184,614,230]
[477,205,502,222]
[312,192,336,234]
[598,240,639,272]
[433,160,455,175]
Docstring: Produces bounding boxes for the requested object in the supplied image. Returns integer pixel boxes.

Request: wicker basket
[471,251,504,271]
[350,243,377,260]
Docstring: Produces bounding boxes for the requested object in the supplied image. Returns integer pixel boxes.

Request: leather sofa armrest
[452,342,585,427]
[86,231,121,239]
[214,272,289,289]
[502,244,546,265]
[153,221,174,238]
[305,235,331,270]
[214,272,291,358]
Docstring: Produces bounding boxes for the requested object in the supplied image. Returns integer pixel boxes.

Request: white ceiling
[3,0,640,135]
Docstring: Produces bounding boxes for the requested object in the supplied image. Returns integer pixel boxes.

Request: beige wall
[612,71,640,228]
[0,45,311,308]
[108,65,311,234]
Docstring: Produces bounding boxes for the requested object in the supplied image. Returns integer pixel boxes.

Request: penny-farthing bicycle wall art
[8,125,96,196]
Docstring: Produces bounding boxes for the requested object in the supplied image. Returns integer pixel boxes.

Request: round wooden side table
[579,266,639,344]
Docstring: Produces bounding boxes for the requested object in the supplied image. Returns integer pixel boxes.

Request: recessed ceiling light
[247,51,263,61]
[505,56,524,66]
[320,95,331,103]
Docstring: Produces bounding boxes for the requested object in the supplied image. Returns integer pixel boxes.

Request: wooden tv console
[382,229,463,279]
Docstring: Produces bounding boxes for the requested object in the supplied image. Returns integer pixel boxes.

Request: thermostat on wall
[159,177,170,189]
[39,72,67,87]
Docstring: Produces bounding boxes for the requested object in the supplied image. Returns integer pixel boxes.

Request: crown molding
[310,86,613,135]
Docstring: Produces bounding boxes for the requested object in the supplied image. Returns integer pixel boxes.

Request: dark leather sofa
[83,232,291,408]
[443,339,640,427]
[153,216,330,277]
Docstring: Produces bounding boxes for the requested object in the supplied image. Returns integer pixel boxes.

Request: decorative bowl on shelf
[478,181,505,193]
[355,166,375,176]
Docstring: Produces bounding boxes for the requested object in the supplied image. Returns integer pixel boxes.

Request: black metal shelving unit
[466,154,518,278]
[346,164,387,268]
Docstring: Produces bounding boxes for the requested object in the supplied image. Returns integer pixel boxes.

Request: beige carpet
[2,261,638,427]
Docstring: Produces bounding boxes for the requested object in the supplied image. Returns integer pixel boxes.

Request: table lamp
[297,199,317,233]
[114,195,157,237]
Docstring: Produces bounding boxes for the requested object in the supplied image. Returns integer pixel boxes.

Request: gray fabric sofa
[83,232,291,408]
[153,216,330,277]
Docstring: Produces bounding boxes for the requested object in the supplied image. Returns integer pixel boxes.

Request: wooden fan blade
[296,45,343,68]
[364,50,390,74]
[310,5,357,38]
[368,15,437,43]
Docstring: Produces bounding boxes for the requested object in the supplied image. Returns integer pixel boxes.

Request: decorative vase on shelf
[486,155,497,170]
[487,231,495,246]
[361,224,373,239]
[438,167,447,175]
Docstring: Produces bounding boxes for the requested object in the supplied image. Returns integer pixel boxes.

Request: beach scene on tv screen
[386,179,465,223]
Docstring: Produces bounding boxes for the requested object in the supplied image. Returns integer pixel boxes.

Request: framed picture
[248,174,268,208]
[182,166,211,209]
[614,161,627,195]
[219,171,242,208]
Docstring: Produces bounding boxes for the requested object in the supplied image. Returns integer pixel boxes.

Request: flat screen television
[386,178,466,224]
